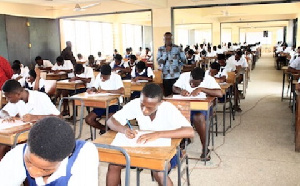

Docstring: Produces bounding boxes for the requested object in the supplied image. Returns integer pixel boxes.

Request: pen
[126,119,133,130]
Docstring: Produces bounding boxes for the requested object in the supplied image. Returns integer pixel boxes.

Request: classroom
[0,0,300,185]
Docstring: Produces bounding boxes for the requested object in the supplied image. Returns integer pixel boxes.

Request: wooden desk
[72,93,120,139]
[46,73,68,80]
[123,80,148,92]
[164,96,215,165]
[56,80,86,90]
[0,122,32,147]
[93,131,181,185]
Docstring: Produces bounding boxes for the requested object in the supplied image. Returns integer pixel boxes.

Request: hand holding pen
[124,119,137,139]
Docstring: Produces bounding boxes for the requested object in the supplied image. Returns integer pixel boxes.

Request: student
[95,52,106,66]
[13,60,29,77]
[172,67,222,161]
[124,48,131,59]
[216,45,224,54]
[52,56,74,78]
[25,69,46,93]
[106,83,194,186]
[35,56,53,71]
[0,117,99,185]
[85,64,124,133]
[87,55,96,67]
[11,64,26,87]
[183,49,198,72]
[128,54,138,68]
[110,54,131,79]
[207,62,228,83]
[135,47,143,57]
[141,47,153,62]
[288,55,300,73]
[77,53,87,64]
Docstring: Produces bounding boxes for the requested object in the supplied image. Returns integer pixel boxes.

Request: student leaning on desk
[106,83,194,186]
[0,117,99,186]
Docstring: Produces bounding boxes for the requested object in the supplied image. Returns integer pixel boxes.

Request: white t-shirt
[26,78,46,91]
[216,49,224,54]
[2,90,60,117]
[289,57,300,70]
[35,60,53,68]
[173,72,220,97]
[224,58,236,72]
[206,51,216,57]
[76,67,95,88]
[113,98,191,131]
[0,142,99,186]
[227,55,248,68]
[130,66,154,78]
[92,73,124,91]
[205,67,228,79]
[52,60,74,78]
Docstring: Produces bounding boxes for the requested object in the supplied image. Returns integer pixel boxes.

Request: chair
[94,143,131,186]
[123,81,132,104]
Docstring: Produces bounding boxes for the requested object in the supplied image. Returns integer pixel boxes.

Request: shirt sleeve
[52,64,58,70]
[173,73,187,89]
[45,60,53,67]
[68,142,99,186]
[39,93,60,115]
[112,99,140,125]
[1,102,19,117]
[0,144,26,185]
[114,74,124,89]
[165,102,191,128]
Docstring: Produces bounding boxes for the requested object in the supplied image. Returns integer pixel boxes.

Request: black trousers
[163,78,178,97]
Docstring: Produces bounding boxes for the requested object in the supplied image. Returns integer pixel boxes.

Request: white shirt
[0,142,99,186]
[173,72,220,97]
[35,60,53,68]
[227,56,248,68]
[52,60,74,78]
[76,67,95,88]
[131,66,154,78]
[206,51,216,57]
[93,73,124,91]
[216,49,224,54]
[2,90,60,117]
[224,58,236,72]
[113,98,191,131]
[26,78,46,91]
[205,67,228,79]
[289,57,300,70]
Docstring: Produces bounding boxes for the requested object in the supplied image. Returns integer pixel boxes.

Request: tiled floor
[77,53,300,185]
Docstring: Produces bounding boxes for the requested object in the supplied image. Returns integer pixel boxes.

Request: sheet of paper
[58,79,83,83]
[172,94,206,99]
[72,92,119,98]
[111,131,171,147]
[48,72,66,75]
[0,119,28,131]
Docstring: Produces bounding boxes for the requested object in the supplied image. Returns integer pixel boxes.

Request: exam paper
[58,79,83,83]
[172,94,206,99]
[0,119,28,131]
[111,131,171,147]
[72,92,119,98]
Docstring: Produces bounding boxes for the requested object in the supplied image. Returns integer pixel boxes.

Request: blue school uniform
[25,81,45,93]
[130,68,149,99]
[23,140,86,186]
[113,64,130,80]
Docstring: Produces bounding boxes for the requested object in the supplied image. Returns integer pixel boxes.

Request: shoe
[179,138,191,150]
[200,149,211,161]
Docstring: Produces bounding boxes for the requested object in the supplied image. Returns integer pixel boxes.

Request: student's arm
[172,85,190,96]
[99,87,124,94]
[214,76,227,83]
[132,75,153,82]
[287,67,300,74]
[107,116,134,138]
[137,127,194,144]
[87,87,97,94]
[70,76,91,84]
[33,68,41,91]
[191,87,223,97]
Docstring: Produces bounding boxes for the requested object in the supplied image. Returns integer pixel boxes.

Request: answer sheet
[0,119,28,131]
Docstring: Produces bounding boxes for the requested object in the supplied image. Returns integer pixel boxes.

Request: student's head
[2,80,23,103]
[114,54,123,65]
[25,117,75,179]
[235,51,243,61]
[88,55,95,64]
[201,50,207,56]
[217,54,226,67]
[98,51,101,57]
[145,47,150,53]
[139,47,142,51]
[12,63,21,74]
[136,61,146,73]
[100,64,111,82]
[56,56,64,66]
[218,45,221,49]
[77,53,83,59]
[164,32,173,46]
[35,56,43,66]
[213,46,217,51]
[129,55,137,64]
[125,48,131,54]
[27,69,37,83]
[187,49,194,58]
[66,41,72,48]
[140,84,163,116]
[74,64,84,75]
[190,67,205,88]
[13,60,21,66]
[208,47,211,52]
[114,49,118,54]
[210,62,220,77]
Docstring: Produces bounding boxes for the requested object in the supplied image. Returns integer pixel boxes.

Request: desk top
[164,95,215,102]
[72,93,120,101]
[93,131,181,171]
[0,122,32,146]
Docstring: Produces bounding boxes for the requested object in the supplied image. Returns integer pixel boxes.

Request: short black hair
[191,67,205,81]
[13,60,21,65]
[12,63,21,71]
[28,117,75,162]
[35,56,42,61]
[187,49,194,55]
[218,54,226,60]
[141,83,163,101]
[100,64,111,75]
[56,56,64,63]
[130,55,137,61]
[28,69,37,79]
[2,79,22,93]
[114,54,123,61]
[210,62,220,71]
[236,51,243,56]
[136,61,146,70]
[77,53,82,58]
[164,32,172,36]
[74,64,84,74]
[88,55,94,60]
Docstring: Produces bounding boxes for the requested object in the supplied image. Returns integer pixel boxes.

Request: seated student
[0,80,60,160]
[85,64,124,133]
[35,56,53,71]
[128,54,138,68]
[13,60,29,77]
[124,48,132,59]
[11,64,26,87]
[0,117,99,185]
[106,83,194,186]
[95,52,106,66]
[77,53,87,63]
[207,62,228,83]
[52,56,74,78]
[141,47,153,62]
[183,49,198,72]
[87,55,96,67]
[288,55,300,73]
[172,67,222,161]
[110,54,131,80]
[216,45,224,54]
[60,64,94,116]
[25,69,46,93]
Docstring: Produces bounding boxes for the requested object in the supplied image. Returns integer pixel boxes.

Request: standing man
[157,32,186,97]
[0,56,13,90]
[61,41,76,65]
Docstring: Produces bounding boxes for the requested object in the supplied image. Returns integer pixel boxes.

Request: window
[122,24,143,54]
